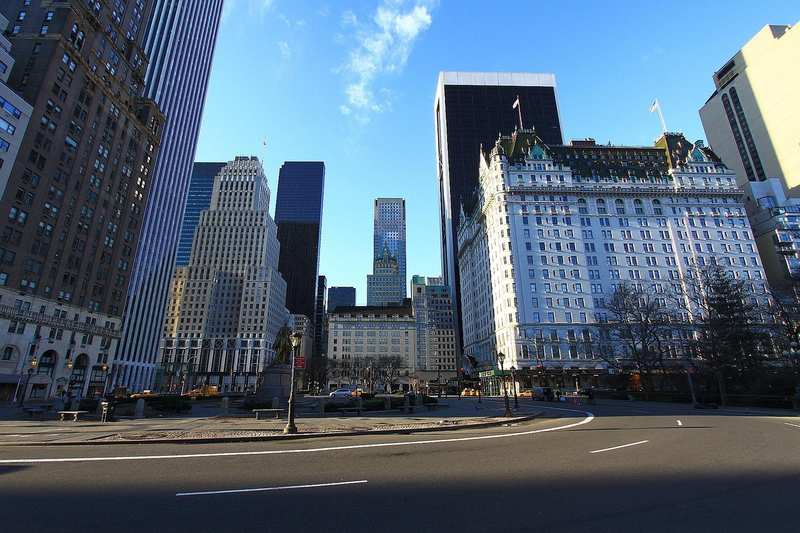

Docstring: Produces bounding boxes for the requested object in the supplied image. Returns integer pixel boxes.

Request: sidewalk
[0,397,541,446]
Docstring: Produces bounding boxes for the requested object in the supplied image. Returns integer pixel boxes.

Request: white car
[329,388,354,398]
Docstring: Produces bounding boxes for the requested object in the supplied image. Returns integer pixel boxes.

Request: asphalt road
[2,400,799,533]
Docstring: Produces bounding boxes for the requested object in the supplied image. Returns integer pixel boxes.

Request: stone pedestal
[255,365,292,401]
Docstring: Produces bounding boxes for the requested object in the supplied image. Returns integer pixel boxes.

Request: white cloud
[342,10,358,26]
[278,41,290,59]
[337,1,435,118]
[317,5,331,17]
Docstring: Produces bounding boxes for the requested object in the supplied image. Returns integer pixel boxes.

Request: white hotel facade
[457,129,770,393]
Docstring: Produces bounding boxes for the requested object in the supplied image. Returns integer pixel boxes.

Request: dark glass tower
[114,0,224,392]
[328,287,356,312]
[434,72,564,353]
[275,162,325,323]
[176,162,226,267]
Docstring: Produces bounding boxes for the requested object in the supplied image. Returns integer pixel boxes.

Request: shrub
[146,396,192,413]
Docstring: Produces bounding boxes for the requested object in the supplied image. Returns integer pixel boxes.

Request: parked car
[329,388,354,398]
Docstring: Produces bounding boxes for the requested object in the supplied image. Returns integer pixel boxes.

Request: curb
[0,412,542,447]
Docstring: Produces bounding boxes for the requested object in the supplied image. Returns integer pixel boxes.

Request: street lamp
[437,364,442,398]
[510,365,519,408]
[17,357,38,407]
[101,363,109,397]
[497,351,511,417]
[283,331,302,435]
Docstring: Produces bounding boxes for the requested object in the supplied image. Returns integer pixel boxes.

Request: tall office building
[699,23,799,192]
[159,157,287,393]
[434,72,564,352]
[0,13,33,199]
[366,244,405,306]
[328,286,356,312]
[372,198,407,296]
[699,23,800,285]
[275,161,325,324]
[411,275,456,387]
[176,162,225,267]
[0,0,164,402]
[457,128,768,394]
[114,0,224,392]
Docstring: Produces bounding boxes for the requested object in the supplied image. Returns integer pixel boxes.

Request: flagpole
[513,95,524,130]
[653,98,667,133]
[657,102,667,133]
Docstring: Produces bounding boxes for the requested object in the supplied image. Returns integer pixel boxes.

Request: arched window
[1,346,17,361]
[70,353,90,395]
[634,199,644,214]
[37,349,56,377]
[577,198,587,214]
[596,198,606,214]
[615,199,625,214]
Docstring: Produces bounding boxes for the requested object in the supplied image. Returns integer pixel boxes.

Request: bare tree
[596,281,677,400]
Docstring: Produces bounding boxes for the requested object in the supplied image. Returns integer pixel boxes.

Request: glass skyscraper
[372,198,407,294]
[275,161,326,324]
[114,1,224,392]
[434,72,563,352]
[176,162,226,267]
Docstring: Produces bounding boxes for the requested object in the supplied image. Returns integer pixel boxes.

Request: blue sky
[194,0,798,305]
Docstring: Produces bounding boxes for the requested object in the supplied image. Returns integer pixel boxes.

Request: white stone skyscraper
[114,1,224,392]
[159,157,287,393]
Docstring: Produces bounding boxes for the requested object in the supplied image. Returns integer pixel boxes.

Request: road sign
[294,356,306,370]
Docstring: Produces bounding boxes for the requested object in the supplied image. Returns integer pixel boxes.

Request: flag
[513,96,520,109]
[648,100,658,113]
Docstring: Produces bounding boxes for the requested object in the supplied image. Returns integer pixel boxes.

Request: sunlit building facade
[458,129,770,393]
[159,157,286,393]
[114,0,224,393]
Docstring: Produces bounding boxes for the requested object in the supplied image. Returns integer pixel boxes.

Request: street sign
[294,356,306,370]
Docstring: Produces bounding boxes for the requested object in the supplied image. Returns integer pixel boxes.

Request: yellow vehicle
[460,388,477,396]
[183,385,219,397]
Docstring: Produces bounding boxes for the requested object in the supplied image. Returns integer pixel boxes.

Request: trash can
[100,401,115,422]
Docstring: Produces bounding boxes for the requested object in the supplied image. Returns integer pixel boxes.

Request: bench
[23,407,46,418]
[425,404,438,411]
[398,405,419,414]
[339,407,365,416]
[58,410,89,421]
[253,408,284,420]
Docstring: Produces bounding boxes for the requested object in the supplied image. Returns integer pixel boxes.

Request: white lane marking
[785,423,800,429]
[590,440,649,454]
[176,479,367,497]
[629,409,651,414]
[0,406,593,465]
[677,420,683,426]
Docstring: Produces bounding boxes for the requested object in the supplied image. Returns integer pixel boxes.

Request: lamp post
[510,365,519,408]
[437,364,442,398]
[497,351,511,417]
[101,363,109,397]
[283,331,302,434]
[17,357,38,407]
